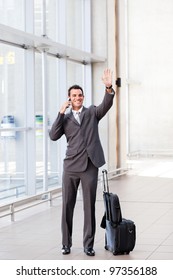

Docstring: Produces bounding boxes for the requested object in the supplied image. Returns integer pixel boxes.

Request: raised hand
[101,68,112,88]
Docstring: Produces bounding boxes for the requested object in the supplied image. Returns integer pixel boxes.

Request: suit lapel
[79,107,87,124]
[67,111,79,125]
[66,107,87,125]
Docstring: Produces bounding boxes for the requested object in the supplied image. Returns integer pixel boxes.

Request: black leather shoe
[84,248,95,256]
[62,245,71,255]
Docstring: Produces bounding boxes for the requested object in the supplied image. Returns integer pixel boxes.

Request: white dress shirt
[72,107,83,123]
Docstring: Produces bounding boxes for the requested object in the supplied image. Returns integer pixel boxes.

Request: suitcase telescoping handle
[102,169,109,193]
[102,169,111,223]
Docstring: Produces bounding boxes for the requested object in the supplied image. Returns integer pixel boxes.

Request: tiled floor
[0,158,173,260]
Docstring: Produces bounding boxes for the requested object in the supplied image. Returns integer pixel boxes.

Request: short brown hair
[68,85,84,96]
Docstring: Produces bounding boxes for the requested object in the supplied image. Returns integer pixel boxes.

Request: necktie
[75,112,81,124]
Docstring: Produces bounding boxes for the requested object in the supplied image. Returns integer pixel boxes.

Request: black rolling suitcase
[101,169,136,255]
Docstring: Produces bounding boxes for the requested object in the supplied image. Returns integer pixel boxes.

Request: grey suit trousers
[61,158,98,249]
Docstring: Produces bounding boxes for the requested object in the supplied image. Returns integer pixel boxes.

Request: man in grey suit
[49,69,115,256]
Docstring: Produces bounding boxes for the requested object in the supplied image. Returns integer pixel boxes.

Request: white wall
[114,0,173,166]
[127,0,173,155]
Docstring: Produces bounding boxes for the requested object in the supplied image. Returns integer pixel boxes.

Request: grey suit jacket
[49,91,115,172]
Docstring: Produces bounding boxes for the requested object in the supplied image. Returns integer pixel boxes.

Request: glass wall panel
[67,61,84,89]
[34,0,42,36]
[35,52,43,190]
[66,0,83,49]
[46,0,58,40]
[0,44,25,202]
[34,0,84,48]
[0,0,24,30]
[34,0,58,40]
[0,0,93,205]
[35,53,61,190]
[47,56,60,188]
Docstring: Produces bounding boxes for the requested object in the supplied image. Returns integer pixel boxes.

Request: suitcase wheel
[113,251,130,255]
[105,245,108,250]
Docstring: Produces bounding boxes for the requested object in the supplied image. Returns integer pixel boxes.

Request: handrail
[0,187,61,222]
[107,168,128,179]
[0,127,32,132]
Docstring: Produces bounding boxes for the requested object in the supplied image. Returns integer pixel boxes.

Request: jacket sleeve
[49,113,65,141]
[95,90,115,120]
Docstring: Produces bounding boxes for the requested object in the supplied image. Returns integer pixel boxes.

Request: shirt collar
[72,106,83,114]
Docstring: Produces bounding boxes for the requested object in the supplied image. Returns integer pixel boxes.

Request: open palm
[102,68,112,87]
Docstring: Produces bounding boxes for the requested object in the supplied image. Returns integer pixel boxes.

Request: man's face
[69,89,84,110]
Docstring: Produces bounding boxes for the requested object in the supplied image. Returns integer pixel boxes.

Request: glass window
[34,0,58,40]
[0,44,25,202]
[66,0,83,49]
[0,0,94,205]
[67,61,84,89]
[46,0,58,40]
[35,53,61,190]
[34,0,43,36]
[0,0,24,30]
[47,56,60,188]
[35,53,43,190]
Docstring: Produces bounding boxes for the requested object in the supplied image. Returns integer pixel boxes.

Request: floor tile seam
[151,206,173,224]
[137,214,171,236]
[146,232,173,259]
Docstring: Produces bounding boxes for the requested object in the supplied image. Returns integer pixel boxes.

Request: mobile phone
[66,98,71,109]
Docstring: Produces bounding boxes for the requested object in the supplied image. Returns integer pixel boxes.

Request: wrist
[60,108,65,114]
